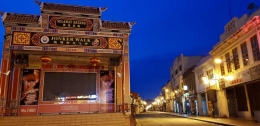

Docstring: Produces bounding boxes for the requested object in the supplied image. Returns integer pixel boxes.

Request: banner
[100,70,115,104]
[20,69,40,105]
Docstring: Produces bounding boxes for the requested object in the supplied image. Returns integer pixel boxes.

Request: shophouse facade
[162,80,174,112]
[170,54,203,113]
[210,9,260,119]
[182,65,198,115]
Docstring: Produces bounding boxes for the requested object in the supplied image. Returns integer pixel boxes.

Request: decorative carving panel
[108,38,123,49]
[42,15,49,29]
[12,32,31,45]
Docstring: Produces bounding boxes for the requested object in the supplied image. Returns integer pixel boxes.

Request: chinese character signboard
[49,16,93,31]
[12,32,123,50]
[225,69,251,87]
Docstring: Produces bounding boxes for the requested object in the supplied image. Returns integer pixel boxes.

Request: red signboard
[37,104,114,114]
[19,105,38,116]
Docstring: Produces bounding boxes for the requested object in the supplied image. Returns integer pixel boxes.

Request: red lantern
[40,55,51,64]
[90,57,100,66]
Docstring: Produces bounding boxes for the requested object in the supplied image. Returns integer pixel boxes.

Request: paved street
[136,111,223,126]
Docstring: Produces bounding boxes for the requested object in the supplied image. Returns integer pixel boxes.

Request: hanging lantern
[40,55,51,64]
[90,57,100,66]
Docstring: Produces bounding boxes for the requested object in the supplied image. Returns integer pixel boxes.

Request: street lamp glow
[165,89,169,92]
[202,77,209,84]
[214,58,222,64]
[225,75,234,81]
[143,101,147,105]
[183,85,188,90]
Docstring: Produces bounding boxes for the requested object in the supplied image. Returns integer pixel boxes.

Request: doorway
[226,88,237,117]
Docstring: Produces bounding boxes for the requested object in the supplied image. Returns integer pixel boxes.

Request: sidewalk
[159,111,260,126]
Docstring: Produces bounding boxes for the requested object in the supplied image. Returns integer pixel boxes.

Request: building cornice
[210,16,260,56]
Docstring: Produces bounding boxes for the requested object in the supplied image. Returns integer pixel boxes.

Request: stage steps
[0,113,128,126]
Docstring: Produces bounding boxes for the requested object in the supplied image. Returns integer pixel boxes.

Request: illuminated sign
[12,32,123,50]
[40,35,101,46]
[49,16,93,31]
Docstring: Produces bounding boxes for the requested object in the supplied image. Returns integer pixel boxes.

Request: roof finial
[34,0,41,5]
[100,7,108,12]
[130,22,136,26]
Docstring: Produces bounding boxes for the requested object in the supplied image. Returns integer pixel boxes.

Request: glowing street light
[214,58,222,64]
[165,89,169,92]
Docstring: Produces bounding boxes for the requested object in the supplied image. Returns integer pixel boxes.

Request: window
[206,69,213,79]
[240,42,249,66]
[175,69,178,76]
[220,57,225,75]
[225,53,232,73]
[198,74,204,84]
[232,47,240,70]
[250,35,260,61]
[179,65,182,71]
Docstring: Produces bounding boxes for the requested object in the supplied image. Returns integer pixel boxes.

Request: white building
[170,54,204,113]
[210,9,260,119]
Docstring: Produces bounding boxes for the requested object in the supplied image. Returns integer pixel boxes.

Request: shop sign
[57,47,85,52]
[37,104,115,113]
[26,64,42,69]
[24,46,42,51]
[19,105,38,116]
[249,64,260,80]
[225,69,251,87]
[49,16,93,31]
[40,36,103,47]
[97,49,113,53]
[12,32,123,50]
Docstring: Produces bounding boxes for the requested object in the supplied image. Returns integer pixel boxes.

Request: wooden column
[122,34,131,114]
[0,26,12,115]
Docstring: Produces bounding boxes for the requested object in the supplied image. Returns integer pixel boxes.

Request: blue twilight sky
[0,0,260,100]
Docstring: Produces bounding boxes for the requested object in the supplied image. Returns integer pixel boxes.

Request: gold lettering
[73,24,76,27]
[77,25,80,28]
[68,24,70,27]
[63,24,66,27]
[73,42,76,45]
[54,41,57,44]
[60,41,64,44]
[66,42,70,44]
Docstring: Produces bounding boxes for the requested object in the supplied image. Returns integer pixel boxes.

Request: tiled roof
[101,21,130,30]
[4,13,40,23]
[42,3,100,14]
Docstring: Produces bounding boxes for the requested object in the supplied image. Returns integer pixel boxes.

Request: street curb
[163,112,234,126]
